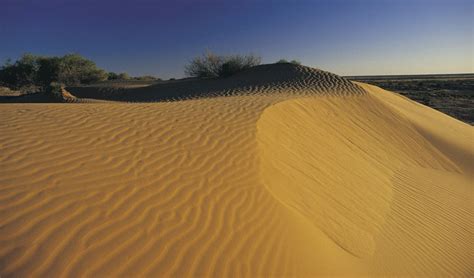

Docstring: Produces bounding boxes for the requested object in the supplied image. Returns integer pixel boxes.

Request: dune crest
[1,64,472,276]
[68,63,366,101]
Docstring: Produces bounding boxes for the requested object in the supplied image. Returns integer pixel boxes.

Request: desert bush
[109,72,154,81]
[185,51,261,78]
[36,56,61,86]
[0,54,39,89]
[133,75,158,81]
[117,72,130,80]
[276,59,301,65]
[219,60,242,78]
[219,55,261,77]
[108,72,119,80]
[0,53,107,90]
[185,52,222,78]
[46,81,65,99]
[0,86,20,95]
[55,54,107,85]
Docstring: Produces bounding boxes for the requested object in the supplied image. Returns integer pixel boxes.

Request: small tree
[276,59,301,65]
[56,54,107,85]
[185,51,223,78]
[117,72,130,80]
[108,72,119,80]
[37,56,61,86]
[0,53,108,91]
[276,59,289,64]
[185,51,261,79]
[46,81,65,99]
[219,55,262,78]
[0,54,40,89]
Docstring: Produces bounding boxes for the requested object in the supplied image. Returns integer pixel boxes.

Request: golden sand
[0,64,472,276]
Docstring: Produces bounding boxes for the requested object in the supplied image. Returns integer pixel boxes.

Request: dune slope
[257,93,472,276]
[0,64,472,277]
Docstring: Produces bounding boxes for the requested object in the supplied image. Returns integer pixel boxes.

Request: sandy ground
[0,64,472,277]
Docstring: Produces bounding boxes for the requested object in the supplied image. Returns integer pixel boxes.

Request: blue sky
[1,0,472,78]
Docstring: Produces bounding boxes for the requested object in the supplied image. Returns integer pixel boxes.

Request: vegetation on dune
[107,72,118,80]
[117,72,129,80]
[46,81,68,100]
[0,53,107,92]
[1,52,304,92]
[185,51,261,79]
[108,72,159,81]
[55,54,108,85]
[0,86,19,96]
[276,59,301,65]
[133,75,159,81]
[349,75,474,125]
[0,54,160,94]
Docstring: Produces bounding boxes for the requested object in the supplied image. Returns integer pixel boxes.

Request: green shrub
[55,54,107,85]
[46,81,65,99]
[0,53,107,90]
[185,51,261,79]
[108,72,119,80]
[276,59,301,65]
[36,56,61,86]
[117,72,130,80]
[219,60,242,78]
[184,51,222,78]
[0,54,39,89]
[110,72,152,81]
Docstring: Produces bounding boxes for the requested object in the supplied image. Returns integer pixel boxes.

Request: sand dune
[0,64,472,276]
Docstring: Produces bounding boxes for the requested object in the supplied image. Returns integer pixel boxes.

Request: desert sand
[0,64,472,277]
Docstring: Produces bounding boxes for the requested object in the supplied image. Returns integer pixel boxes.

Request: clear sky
[1,0,472,78]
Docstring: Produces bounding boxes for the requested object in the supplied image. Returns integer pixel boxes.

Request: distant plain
[348,73,474,124]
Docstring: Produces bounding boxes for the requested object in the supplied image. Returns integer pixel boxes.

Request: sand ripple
[1,65,472,276]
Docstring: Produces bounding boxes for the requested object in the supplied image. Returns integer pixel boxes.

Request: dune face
[0,64,472,277]
[257,94,472,275]
[67,63,366,101]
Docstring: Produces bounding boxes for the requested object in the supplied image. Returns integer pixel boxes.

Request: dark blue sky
[1,0,472,78]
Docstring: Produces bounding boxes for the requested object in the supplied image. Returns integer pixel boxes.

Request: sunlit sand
[0,64,472,276]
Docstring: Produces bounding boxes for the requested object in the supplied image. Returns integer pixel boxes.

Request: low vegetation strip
[348,74,474,125]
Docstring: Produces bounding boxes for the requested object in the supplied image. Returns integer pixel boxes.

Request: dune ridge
[68,64,366,101]
[0,64,472,276]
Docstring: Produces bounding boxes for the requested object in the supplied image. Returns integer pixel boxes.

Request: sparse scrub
[133,75,158,81]
[55,54,107,85]
[46,81,66,99]
[117,72,130,80]
[0,86,20,96]
[109,72,157,81]
[0,54,39,89]
[276,59,301,65]
[0,53,107,92]
[107,72,119,80]
[185,51,261,78]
